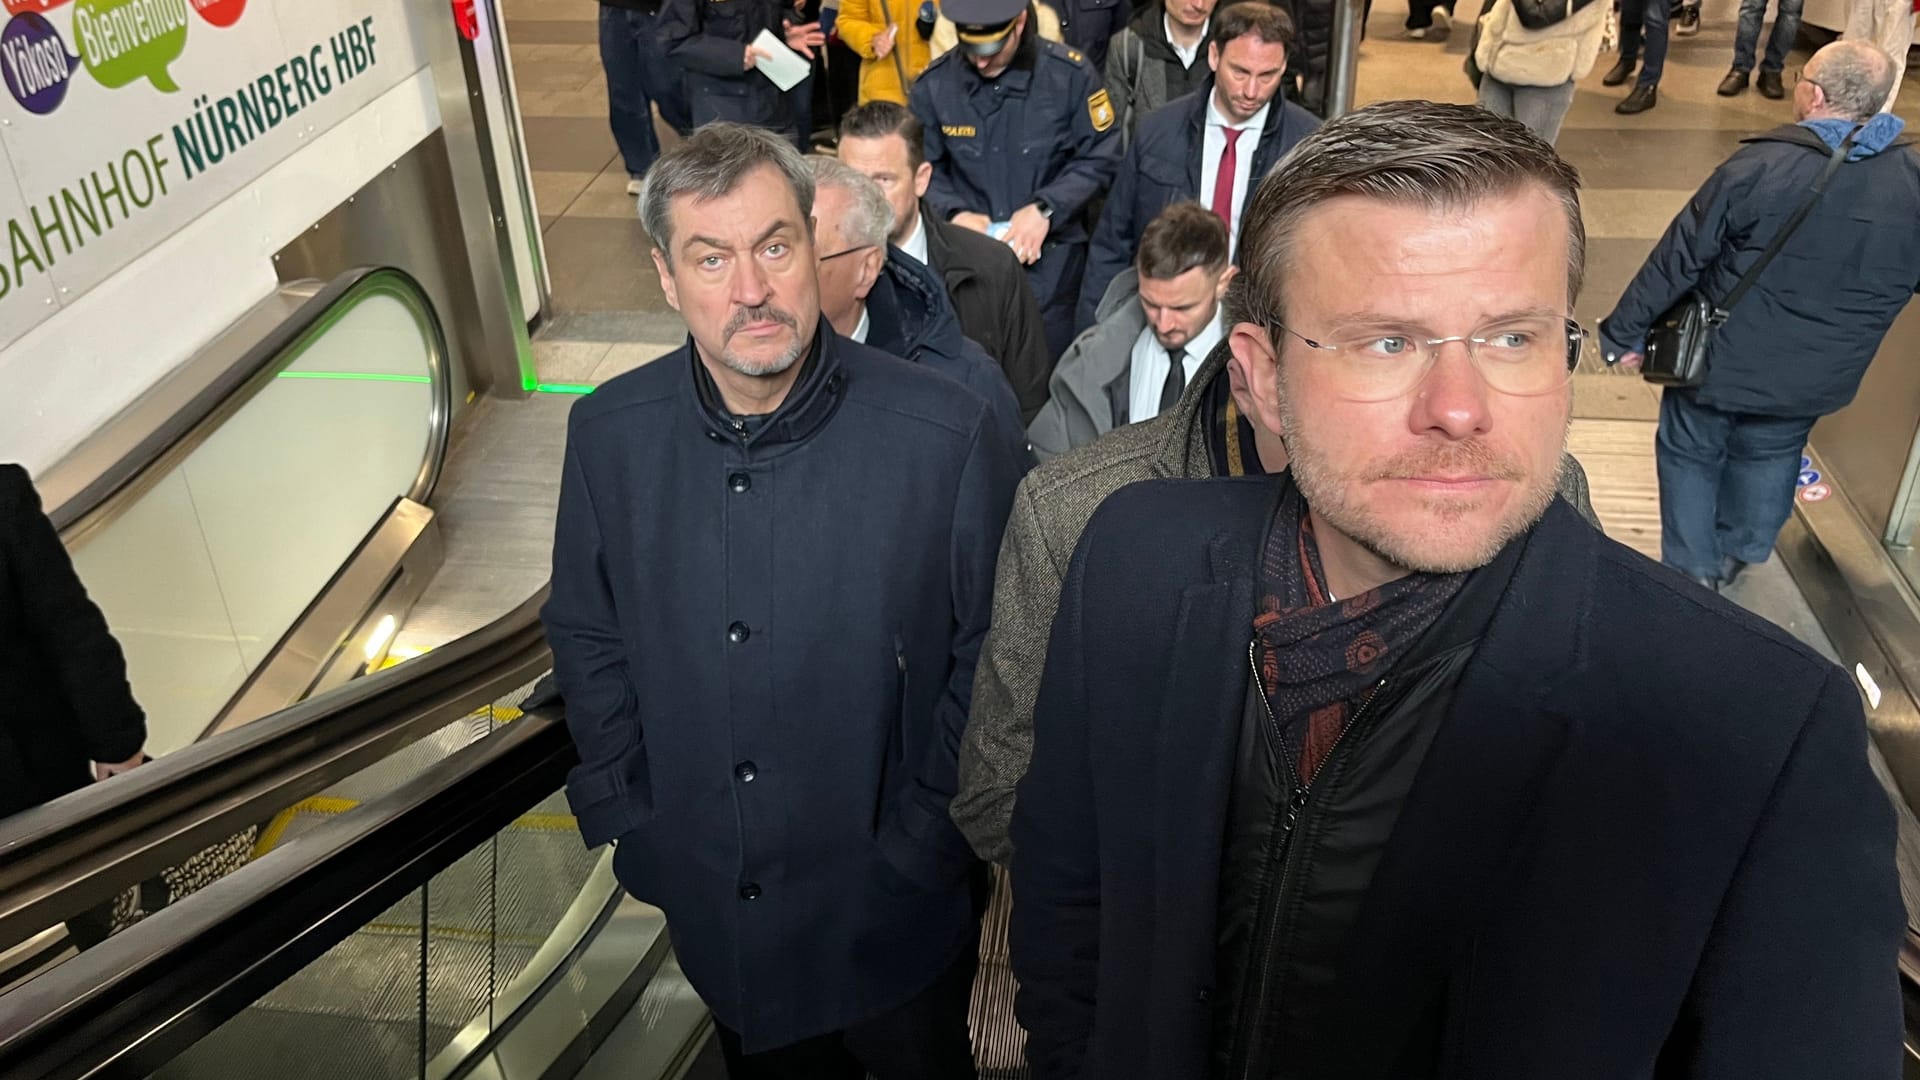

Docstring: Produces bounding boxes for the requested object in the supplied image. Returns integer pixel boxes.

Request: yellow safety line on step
[253,798,576,859]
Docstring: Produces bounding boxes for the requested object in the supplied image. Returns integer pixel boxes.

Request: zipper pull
[1282,786,1307,831]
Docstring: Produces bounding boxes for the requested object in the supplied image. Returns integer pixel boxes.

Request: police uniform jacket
[543,325,1023,1051]
[661,0,793,127]
[910,34,1123,247]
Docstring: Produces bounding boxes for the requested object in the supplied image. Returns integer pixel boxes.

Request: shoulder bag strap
[1714,128,1859,322]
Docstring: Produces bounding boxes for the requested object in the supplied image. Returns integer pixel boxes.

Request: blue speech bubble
[0,12,76,114]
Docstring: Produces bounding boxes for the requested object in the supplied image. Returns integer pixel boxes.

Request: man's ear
[1230,321,1285,444]
[854,245,885,303]
[652,248,681,313]
[914,160,933,199]
[1208,40,1221,72]
[1215,264,1238,299]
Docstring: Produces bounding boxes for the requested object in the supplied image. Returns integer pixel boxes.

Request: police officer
[910,0,1123,361]
[661,0,826,149]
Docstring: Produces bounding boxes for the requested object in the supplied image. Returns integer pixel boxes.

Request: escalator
[0,261,696,1076]
[0,592,709,1079]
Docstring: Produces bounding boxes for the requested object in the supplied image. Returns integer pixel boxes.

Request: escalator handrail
[0,704,584,1079]
[0,585,552,954]
[45,265,455,536]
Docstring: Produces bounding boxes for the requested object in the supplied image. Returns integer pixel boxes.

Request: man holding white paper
[662,0,827,150]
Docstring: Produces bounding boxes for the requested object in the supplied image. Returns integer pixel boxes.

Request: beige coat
[1475,0,1607,87]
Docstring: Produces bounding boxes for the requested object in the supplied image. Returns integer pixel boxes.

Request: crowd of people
[4,0,1918,1075]
[549,0,1920,1068]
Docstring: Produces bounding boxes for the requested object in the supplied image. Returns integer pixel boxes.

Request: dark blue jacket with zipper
[1602,121,1920,418]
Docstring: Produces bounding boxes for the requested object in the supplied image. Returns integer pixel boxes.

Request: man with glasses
[806,155,1030,460]
[1009,100,1899,1079]
[1603,39,1920,594]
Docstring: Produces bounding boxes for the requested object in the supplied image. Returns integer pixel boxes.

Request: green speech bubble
[71,0,188,93]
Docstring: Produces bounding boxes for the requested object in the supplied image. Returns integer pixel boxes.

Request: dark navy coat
[660,0,799,133]
[1057,0,1131,69]
[910,37,1122,248]
[1601,123,1920,418]
[1080,85,1320,329]
[867,246,1032,463]
[544,326,1022,1051]
[1011,479,1901,1079]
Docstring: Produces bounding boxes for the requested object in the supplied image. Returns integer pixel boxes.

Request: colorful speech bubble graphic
[0,12,77,113]
[189,0,240,28]
[2,1,74,14]
[71,0,188,93]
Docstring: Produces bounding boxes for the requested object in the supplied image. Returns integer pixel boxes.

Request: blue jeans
[1733,0,1803,72]
[599,5,690,180]
[1655,388,1818,580]
[1618,0,1672,86]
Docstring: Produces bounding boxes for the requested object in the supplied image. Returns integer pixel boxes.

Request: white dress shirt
[1198,94,1269,255]
[899,212,929,267]
[850,305,871,344]
[1165,14,1207,68]
[1127,309,1224,423]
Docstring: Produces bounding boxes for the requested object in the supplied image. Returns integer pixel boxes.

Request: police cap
[945,0,1027,54]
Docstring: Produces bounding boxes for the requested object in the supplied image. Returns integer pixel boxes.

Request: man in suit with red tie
[1079,1,1318,331]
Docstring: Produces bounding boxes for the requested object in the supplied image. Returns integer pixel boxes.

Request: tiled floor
[499,0,1908,653]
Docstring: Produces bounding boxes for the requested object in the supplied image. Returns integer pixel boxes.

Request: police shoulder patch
[1088,88,1114,132]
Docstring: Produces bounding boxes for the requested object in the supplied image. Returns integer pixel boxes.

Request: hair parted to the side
[838,101,928,171]
[1208,0,1294,53]
[1137,201,1231,281]
[639,122,815,266]
[1229,100,1586,329]
[806,155,896,248]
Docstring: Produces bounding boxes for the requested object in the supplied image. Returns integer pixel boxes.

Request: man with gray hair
[1011,100,1900,1078]
[1603,38,1920,594]
[544,122,1020,1078]
[806,154,1031,462]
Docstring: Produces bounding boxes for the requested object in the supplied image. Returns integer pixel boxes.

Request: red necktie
[1212,127,1243,230]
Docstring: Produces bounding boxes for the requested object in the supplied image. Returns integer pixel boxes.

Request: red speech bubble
[2,0,72,15]
[190,0,244,27]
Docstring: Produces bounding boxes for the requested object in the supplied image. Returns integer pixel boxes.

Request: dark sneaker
[1602,56,1638,85]
[1676,3,1701,35]
[1718,69,1750,95]
[1615,83,1658,114]
[1757,69,1785,98]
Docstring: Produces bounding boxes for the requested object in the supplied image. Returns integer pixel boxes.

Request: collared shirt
[899,212,930,267]
[851,305,872,345]
[1165,14,1207,68]
[1127,308,1223,423]
[1199,94,1270,254]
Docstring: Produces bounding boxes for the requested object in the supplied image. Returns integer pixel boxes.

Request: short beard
[1277,382,1564,575]
[719,304,805,377]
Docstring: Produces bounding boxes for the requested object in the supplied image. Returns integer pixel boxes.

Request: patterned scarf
[1253,477,1467,787]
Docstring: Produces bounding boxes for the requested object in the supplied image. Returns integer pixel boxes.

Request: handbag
[1642,130,1857,387]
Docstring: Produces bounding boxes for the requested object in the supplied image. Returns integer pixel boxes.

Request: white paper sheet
[751,29,812,92]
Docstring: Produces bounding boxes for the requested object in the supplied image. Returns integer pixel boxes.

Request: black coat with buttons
[543,325,1022,1052]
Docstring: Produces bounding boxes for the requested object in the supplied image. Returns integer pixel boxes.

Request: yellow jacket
[838,0,934,104]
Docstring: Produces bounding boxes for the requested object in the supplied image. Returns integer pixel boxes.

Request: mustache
[1368,439,1527,482]
[724,304,799,338]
